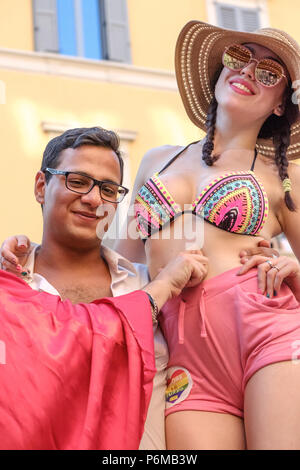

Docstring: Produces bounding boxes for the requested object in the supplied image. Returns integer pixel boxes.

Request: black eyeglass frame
[44,168,129,203]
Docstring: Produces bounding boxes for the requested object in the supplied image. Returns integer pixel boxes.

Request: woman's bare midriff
[196,222,265,279]
[145,216,270,281]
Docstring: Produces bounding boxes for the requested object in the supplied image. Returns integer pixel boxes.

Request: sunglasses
[222,44,288,87]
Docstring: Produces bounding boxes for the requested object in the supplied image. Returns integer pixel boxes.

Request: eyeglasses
[44,168,129,203]
[222,44,288,87]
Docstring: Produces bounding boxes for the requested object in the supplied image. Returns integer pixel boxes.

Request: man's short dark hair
[41,127,124,184]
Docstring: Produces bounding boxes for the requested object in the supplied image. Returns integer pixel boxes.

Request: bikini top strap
[158,140,201,175]
[250,148,258,171]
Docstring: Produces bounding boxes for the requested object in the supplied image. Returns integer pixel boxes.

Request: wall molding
[0,48,177,92]
[41,121,138,143]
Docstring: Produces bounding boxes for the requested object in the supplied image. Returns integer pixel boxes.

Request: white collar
[100,243,138,276]
[23,242,139,284]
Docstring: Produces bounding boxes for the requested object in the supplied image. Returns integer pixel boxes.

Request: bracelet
[145,293,159,325]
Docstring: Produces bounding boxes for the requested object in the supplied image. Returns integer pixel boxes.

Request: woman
[114,21,300,449]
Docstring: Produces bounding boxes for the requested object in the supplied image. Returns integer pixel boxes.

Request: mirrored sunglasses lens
[67,174,93,192]
[223,45,251,70]
[255,59,283,86]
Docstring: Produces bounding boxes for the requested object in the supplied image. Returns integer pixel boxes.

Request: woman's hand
[0,235,32,276]
[237,253,300,300]
[239,238,279,261]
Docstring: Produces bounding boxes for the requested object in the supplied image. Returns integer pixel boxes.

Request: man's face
[35,145,122,250]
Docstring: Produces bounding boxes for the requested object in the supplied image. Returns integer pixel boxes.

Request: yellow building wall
[0,0,34,51]
[0,66,200,242]
[128,0,207,70]
[268,0,300,42]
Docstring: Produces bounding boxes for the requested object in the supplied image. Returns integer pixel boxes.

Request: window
[33,0,131,62]
[206,0,269,32]
[216,3,260,31]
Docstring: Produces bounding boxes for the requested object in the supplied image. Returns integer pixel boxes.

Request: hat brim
[175,21,300,160]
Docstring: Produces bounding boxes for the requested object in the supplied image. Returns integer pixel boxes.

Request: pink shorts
[160,266,300,418]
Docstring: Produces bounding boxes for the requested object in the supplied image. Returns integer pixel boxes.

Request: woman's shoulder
[288,161,300,181]
[141,144,186,164]
[131,144,185,195]
[138,144,186,178]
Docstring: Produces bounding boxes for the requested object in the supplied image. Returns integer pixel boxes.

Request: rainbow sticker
[165,367,193,408]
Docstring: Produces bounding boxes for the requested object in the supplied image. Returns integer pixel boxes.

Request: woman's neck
[213,107,264,155]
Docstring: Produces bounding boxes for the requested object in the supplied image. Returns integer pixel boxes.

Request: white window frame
[206,0,270,29]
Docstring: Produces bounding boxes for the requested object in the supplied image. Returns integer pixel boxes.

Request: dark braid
[273,119,296,211]
[202,97,219,166]
[202,66,223,166]
[259,85,299,212]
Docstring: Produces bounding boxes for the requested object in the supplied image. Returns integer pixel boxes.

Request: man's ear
[34,171,46,205]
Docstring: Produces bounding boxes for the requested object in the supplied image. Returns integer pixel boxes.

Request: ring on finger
[271,265,280,272]
[266,260,274,268]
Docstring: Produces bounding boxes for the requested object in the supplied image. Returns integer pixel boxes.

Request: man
[0,126,169,449]
[0,126,278,449]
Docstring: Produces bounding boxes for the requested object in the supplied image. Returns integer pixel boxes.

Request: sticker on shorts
[165,367,193,408]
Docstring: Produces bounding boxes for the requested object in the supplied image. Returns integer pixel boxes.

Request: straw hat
[175,21,300,159]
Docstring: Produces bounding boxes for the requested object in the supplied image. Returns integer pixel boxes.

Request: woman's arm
[277,162,300,261]
[237,162,300,300]
[237,254,300,301]
[0,235,33,276]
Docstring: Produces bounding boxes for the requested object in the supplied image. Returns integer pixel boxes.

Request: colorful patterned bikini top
[134,142,269,240]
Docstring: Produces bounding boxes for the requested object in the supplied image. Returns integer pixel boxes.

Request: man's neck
[35,237,106,275]
[33,237,113,302]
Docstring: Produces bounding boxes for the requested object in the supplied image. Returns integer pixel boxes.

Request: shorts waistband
[182,266,258,302]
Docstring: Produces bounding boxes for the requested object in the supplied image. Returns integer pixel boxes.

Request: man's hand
[239,239,279,264]
[0,235,32,276]
[143,250,208,312]
[155,250,208,298]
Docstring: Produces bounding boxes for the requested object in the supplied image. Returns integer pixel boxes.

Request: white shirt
[23,243,168,450]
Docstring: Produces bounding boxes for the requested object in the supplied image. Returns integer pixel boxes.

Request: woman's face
[214,43,288,123]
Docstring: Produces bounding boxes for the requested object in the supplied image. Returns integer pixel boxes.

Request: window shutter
[81,0,103,59]
[217,5,238,30]
[101,0,131,63]
[240,8,260,32]
[56,0,77,56]
[32,0,59,53]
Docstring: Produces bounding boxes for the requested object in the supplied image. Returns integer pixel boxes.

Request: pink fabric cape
[0,271,156,450]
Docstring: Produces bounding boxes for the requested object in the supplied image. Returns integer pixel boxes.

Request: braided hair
[202,97,219,166]
[259,86,298,211]
[202,73,299,211]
